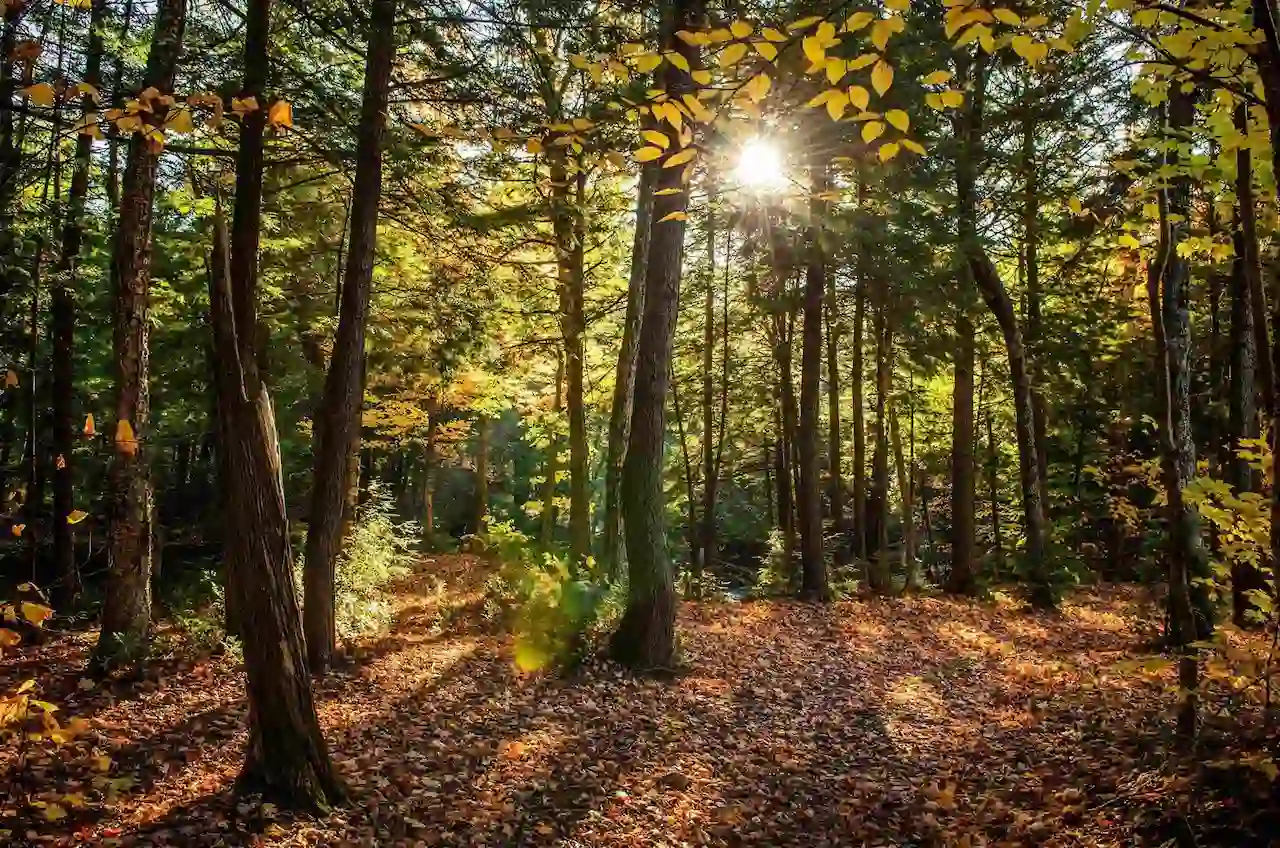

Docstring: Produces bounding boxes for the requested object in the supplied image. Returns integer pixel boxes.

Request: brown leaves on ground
[0,561,1271,846]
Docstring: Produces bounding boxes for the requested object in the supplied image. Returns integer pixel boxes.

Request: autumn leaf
[115,419,139,456]
[22,82,56,107]
[871,60,894,96]
[268,99,293,127]
[657,210,688,222]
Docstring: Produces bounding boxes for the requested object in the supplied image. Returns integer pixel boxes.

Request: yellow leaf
[762,27,788,42]
[730,21,753,39]
[921,70,952,85]
[74,82,100,103]
[885,0,910,11]
[634,146,665,162]
[826,90,849,121]
[658,210,688,223]
[807,90,834,108]
[642,130,670,149]
[879,142,900,161]
[115,419,138,455]
[862,121,885,143]
[826,57,847,85]
[92,754,112,772]
[802,35,825,66]
[268,99,293,128]
[526,137,543,154]
[0,628,20,648]
[634,53,663,73]
[871,20,894,52]
[164,107,194,134]
[719,43,749,68]
[993,8,1021,26]
[22,83,55,107]
[845,12,874,32]
[231,95,259,113]
[691,69,712,84]
[11,524,24,538]
[665,51,690,72]
[21,602,53,626]
[885,109,909,132]
[902,138,927,155]
[754,41,778,61]
[664,147,696,167]
[67,510,88,525]
[848,52,878,71]
[17,679,35,694]
[42,803,66,822]
[790,15,824,31]
[653,188,683,195]
[940,88,964,108]
[675,30,706,46]
[55,454,66,470]
[571,117,593,131]
[871,60,894,96]
[4,369,17,387]
[745,73,771,102]
[847,85,870,111]
[83,413,95,437]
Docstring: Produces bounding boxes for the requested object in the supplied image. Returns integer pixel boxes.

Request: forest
[3,0,1280,844]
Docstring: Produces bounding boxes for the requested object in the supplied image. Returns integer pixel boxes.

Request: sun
[734,137,788,191]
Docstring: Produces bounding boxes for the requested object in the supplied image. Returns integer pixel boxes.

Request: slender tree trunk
[778,315,798,574]
[603,166,653,578]
[698,193,717,595]
[851,277,867,561]
[826,260,845,558]
[986,411,1004,568]
[797,159,828,600]
[955,53,1050,604]
[51,0,109,605]
[540,354,563,546]
[93,0,187,670]
[610,0,698,670]
[947,315,977,594]
[212,0,344,807]
[421,404,437,541]
[473,415,489,535]
[868,287,893,594]
[106,0,135,211]
[303,0,396,676]
[891,402,917,591]
[1021,92,1051,518]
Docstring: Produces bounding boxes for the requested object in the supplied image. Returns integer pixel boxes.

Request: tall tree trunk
[540,354,563,547]
[868,286,893,594]
[303,0,396,676]
[947,315,977,594]
[473,415,489,535]
[891,401,918,591]
[955,51,1050,605]
[797,159,829,600]
[1021,89,1050,518]
[602,165,653,578]
[50,0,109,605]
[106,0,135,211]
[698,193,717,595]
[777,314,798,573]
[610,0,698,670]
[986,411,1004,568]
[851,277,867,561]
[826,254,845,558]
[212,0,343,807]
[421,403,437,541]
[93,0,187,670]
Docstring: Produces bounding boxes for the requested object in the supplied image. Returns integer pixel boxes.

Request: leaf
[730,21,753,39]
[641,130,670,149]
[862,121,885,143]
[802,36,825,66]
[921,70,952,85]
[42,803,66,822]
[268,99,293,127]
[993,8,1022,26]
[847,85,870,111]
[657,211,688,223]
[653,188,683,195]
[790,15,824,31]
[885,109,909,131]
[164,107,194,134]
[4,369,17,387]
[845,12,874,32]
[871,60,894,96]
[939,88,965,108]
[901,138,926,154]
[847,53,879,71]
[762,27,788,42]
[11,524,24,537]
[526,137,543,154]
[663,147,696,168]
[115,419,138,456]
[885,0,910,11]
[83,413,95,436]
[754,41,778,61]
[1118,233,1141,249]
[665,51,690,72]
[634,146,665,162]
[691,69,712,84]
[719,43,749,68]
[879,142,900,161]
[21,602,53,626]
[0,629,19,649]
[22,83,55,107]
[67,510,89,525]
[825,90,849,121]
[634,53,663,73]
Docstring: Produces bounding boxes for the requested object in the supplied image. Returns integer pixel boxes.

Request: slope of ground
[0,557,1269,847]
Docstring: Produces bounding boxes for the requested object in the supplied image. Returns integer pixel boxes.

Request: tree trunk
[1021,92,1051,518]
[851,276,867,561]
[610,0,697,671]
[540,354,563,546]
[602,165,653,578]
[421,404,437,541]
[986,410,1004,569]
[212,0,344,807]
[947,315,977,594]
[777,314,798,574]
[105,0,135,212]
[93,0,187,670]
[473,415,489,535]
[698,193,717,595]
[868,287,893,595]
[797,159,828,600]
[50,0,109,605]
[303,0,396,676]
[891,402,918,591]
[955,52,1050,605]
[826,250,845,559]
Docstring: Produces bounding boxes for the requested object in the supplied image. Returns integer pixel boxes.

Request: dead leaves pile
[1,568,1273,846]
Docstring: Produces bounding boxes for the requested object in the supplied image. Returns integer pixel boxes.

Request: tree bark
[826,253,845,559]
[698,192,717,594]
[303,0,396,676]
[868,285,893,594]
[93,0,187,670]
[851,275,867,562]
[610,0,698,671]
[797,159,829,600]
[602,165,654,578]
[947,315,977,595]
[1021,88,1051,518]
[540,353,563,546]
[891,401,918,591]
[473,415,489,535]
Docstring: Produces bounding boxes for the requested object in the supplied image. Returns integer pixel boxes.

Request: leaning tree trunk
[947,315,977,595]
[303,0,396,676]
[93,0,187,671]
[955,51,1050,605]
[214,0,344,808]
[796,158,829,600]
[50,0,108,606]
[610,0,697,671]
[602,165,653,578]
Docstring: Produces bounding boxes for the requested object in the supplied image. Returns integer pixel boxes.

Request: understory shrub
[325,487,418,645]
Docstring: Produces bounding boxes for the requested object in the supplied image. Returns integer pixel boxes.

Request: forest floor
[2,556,1277,847]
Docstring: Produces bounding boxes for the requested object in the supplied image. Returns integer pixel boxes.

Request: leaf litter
[1,558,1275,846]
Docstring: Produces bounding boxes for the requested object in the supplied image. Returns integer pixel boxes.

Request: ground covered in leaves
[3,557,1277,847]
